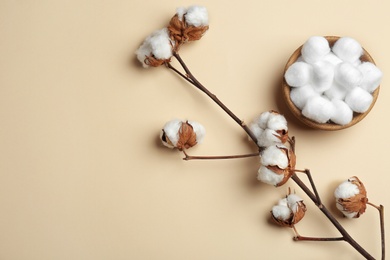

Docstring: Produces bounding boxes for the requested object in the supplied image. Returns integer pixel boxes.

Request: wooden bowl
[282,36,380,130]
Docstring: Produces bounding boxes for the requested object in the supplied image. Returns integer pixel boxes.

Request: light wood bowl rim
[282,36,380,131]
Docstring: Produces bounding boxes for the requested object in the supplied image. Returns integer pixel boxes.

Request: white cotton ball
[312,61,335,92]
[301,36,330,64]
[345,87,373,113]
[254,111,271,129]
[257,166,284,186]
[332,37,363,63]
[330,99,353,125]
[284,62,313,87]
[287,194,303,213]
[302,95,334,123]
[278,198,288,207]
[267,113,288,132]
[161,119,182,148]
[176,7,187,20]
[336,203,358,219]
[290,85,318,110]
[358,62,383,93]
[249,122,264,140]
[323,52,343,66]
[187,120,206,144]
[334,179,360,199]
[149,28,173,60]
[185,5,209,27]
[324,82,348,100]
[272,205,291,221]
[257,129,282,147]
[334,62,363,90]
[261,145,288,169]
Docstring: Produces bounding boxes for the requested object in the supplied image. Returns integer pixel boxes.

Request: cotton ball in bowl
[324,82,348,100]
[345,87,373,113]
[334,62,363,90]
[301,36,330,64]
[330,99,353,125]
[358,62,383,93]
[332,37,363,63]
[284,62,312,87]
[302,95,334,123]
[290,85,318,110]
[311,61,334,92]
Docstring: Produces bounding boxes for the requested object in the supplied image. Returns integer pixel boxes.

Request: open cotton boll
[185,5,209,27]
[312,61,334,92]
[302,95,334,123]
[345,87,373,113]
[278,198,288,207]
[284,62,313,87]
[334,62,363,90]
[323,52,343,66]
[330,99,353,125]
[271,205,292,221]
[334,178,360,199]
[187,120,206,144]
[254,111,271,129]
[290,85,318,110]
[324,82,348,100]
[267,113,288,132]
[261,145,288,169]
[257,129,283,147]
[332,37,363,63]
[358,62,383,93]
[249,122,264,140]
[287,194,303,213]
[301,36,330,64]
[161,119,182,148]
[257,166,284,186]
[176,7,187,20]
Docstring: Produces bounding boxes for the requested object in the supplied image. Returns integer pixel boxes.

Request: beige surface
[0,0,389,259]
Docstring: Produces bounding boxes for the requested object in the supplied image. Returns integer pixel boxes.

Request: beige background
[0,0,389,259]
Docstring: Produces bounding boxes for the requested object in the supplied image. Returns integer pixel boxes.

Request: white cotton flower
[301,36,331,64]
[271,192,306,227]
[249,122,264,140]
[287,194,304,213]
[257,166,284,186]
[187,120,206,144]
[334,178,360,199]
[345,87,373,113]
[267,113,288,132]
[254,111,271,129]
[332,37,363,63]
[271,205,292,221]
[278,198,288,207]
[302,95,334,123]
[257,129,283,147]
[290,85,318,110]
[176,7,187,20]
[185,5,209,27]
[334,62,363,90]
[358,62,383,93]
[161,119,182,148]
[261,145,288,169]
[284,61,313,87]
[136,28,173,68]
[330,99,353,125]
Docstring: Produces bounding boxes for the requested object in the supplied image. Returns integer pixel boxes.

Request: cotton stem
[182,150,260,161]
[367,202,385,260]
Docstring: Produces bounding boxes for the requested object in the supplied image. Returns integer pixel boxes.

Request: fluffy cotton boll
[267,114,288,132]
[301,36,331,64]
[324,82,348,100]
[257,129,282,147]
[334,62,363,90]
[332,37,363,63]
[302,95,334,123]
[176,6,187,20]
[257,166,284,186]
[161,119,182,148]
[185,5,209,27]
[254,111,271,129]
[345,87,373,113]
[334,179,360,199]
[290,85,318,110]
[312,61,335,92]
[261,145,288,169]
[271,205,292,221]
[248,122,264,140]
[323,52,343,66]
[330,99,353,125]
[278,198,288,207]
[358,62,383,93]
[187,120,206,144]
[284,62,313,87]
[136,39,153,68]
[149,28,173,60]
[287,194,303,213]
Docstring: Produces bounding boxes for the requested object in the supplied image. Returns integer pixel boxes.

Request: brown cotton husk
[337,176,368,218]
[275,129,289,144]
[176,121,197,150]
[266,145,296,187]
[167,14,209,51]
[271,193,306,228]
[144,55,170,67]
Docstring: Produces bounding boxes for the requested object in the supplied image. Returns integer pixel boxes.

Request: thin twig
[295,169,322,206]
[182,150,260,161]
[367,202,386,260]
[294,236,345,242]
